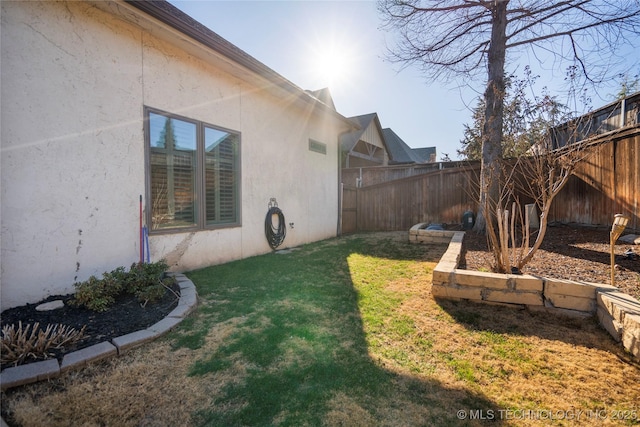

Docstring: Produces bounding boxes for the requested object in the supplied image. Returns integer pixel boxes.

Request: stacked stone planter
[410,223,640,359]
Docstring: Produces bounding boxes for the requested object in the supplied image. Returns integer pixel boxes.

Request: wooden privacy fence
[341,128,639,234]
[550,128,639,230]
[341,164,480,234]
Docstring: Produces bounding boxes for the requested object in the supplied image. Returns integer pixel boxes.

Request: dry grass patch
[2,341,213,426]
[2,231,639,426]
[419,299,640,420]
[386,268,639,425]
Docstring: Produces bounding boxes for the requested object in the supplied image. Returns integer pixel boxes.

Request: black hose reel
[265,198,286,250]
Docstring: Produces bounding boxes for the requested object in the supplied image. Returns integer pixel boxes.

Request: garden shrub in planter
[70,261,175,312]
[124,261,176,307]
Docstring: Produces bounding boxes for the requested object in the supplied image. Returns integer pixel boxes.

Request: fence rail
[341,128,639,234]
[551,92,640,148]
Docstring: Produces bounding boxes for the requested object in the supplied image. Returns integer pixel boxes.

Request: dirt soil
[0,284,180,370]
[461,223,640,300]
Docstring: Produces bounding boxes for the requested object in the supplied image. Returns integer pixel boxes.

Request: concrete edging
[0,273,197,391]
[410,224,640,359]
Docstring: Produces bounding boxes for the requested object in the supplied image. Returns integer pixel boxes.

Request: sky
[167,0,638,160]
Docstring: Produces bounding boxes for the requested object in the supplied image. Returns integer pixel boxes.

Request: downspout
[337,140,343,236]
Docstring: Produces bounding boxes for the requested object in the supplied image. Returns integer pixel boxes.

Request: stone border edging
[0,273,197,391]
[410,223,640,359]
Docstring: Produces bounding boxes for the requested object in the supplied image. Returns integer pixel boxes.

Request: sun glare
[310,44,354,89]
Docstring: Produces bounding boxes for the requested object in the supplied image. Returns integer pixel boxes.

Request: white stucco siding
[140,34,243,129]
[1,1,348,310]
[240,92,341,252]
[138,22,340,266]
[1,1,146,309]
[305,141,340,242]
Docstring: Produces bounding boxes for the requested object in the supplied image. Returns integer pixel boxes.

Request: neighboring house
[549,91,640,149]
[306,88,336,111]
[412,147,438,163]
[340,112,437,169]
[382,128,436,164]
[340,113,389,168]
[0,0,356,310]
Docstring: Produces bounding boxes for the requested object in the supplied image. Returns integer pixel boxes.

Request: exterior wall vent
[309,139,327,154]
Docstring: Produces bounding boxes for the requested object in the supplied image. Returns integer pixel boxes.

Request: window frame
[144,106,241,234]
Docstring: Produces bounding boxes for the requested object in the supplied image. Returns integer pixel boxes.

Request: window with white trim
[145,107,240,231]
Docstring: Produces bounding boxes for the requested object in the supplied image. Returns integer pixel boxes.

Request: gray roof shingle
[382,128,435,164]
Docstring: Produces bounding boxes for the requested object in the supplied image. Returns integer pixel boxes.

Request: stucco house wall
[1,0,353,310]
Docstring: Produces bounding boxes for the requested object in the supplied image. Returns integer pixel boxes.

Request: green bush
[71,271,123,312]
[125,261,175,306]
[70,261,175,312]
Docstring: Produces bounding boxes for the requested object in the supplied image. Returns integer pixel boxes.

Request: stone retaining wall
[410,223,640,359]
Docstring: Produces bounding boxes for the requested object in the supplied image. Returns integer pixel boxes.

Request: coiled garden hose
[265,206,286,250]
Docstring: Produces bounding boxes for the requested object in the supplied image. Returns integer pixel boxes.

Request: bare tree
[485,138,592,273]
[481,91,631,274]
[379,0,640,232]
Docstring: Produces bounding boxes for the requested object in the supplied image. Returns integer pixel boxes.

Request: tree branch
[506,11,640,49]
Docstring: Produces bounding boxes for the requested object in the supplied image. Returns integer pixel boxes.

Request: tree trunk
[474,1,508,236]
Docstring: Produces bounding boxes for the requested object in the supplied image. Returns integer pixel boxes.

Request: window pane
[149,112,196,150]
[149,113,197,229]
[204,127,239,225]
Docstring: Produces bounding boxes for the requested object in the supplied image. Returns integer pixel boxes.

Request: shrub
[70,261,175,312]
[71,270,124,312]
[126,261,175,306]
[1,321,86,367]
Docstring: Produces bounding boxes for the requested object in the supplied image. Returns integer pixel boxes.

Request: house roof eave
[100,0,355,130]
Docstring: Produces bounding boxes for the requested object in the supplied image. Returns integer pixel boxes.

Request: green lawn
[180,233,479,425]
[177,232,639,426]
[3,231,638,426]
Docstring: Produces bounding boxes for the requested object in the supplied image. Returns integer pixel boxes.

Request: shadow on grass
[180,233,505,426]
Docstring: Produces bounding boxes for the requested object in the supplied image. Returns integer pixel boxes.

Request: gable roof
[412,147,437,162]
[339,113,383,152]
[382,128,436,164]
[382,128,418,164]
[340,114,437,164]
[306,88,336,110]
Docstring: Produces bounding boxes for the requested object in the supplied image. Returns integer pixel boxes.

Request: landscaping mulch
[460,223,640,300]
[0,283,180,370]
